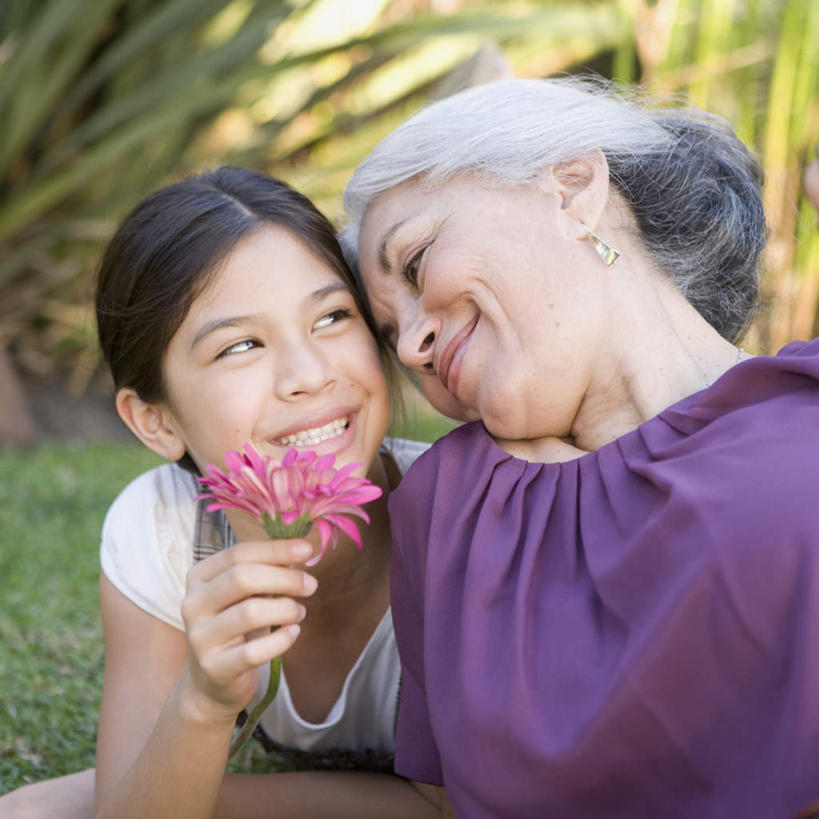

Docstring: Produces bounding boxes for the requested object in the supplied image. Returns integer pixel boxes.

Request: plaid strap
[192,489,235,563]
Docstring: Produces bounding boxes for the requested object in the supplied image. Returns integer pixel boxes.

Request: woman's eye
[314,308,352,330]
[217,339,258,358]
[402,245,427,288]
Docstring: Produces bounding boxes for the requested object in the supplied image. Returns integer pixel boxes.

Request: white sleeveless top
[100,439,427,760]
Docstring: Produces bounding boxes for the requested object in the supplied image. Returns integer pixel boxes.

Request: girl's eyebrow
[189,315,259,350]
[310,282,350,302]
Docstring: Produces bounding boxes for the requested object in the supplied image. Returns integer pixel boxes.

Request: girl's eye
[402,245,428,288]
[314,308,352,330]
[217,339,258,358]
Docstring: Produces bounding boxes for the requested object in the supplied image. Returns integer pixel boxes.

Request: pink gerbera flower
[197,444,383,566]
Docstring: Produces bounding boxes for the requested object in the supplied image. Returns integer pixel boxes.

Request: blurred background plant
[0,0,817,443]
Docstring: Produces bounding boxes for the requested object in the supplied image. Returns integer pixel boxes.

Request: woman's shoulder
[386,424,508,557]
[390,423,504,499]
[662,339,819,486]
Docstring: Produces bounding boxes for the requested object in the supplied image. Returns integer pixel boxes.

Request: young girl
[1,167,436,818]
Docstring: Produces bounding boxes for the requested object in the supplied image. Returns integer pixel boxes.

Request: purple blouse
[389,339,819,818]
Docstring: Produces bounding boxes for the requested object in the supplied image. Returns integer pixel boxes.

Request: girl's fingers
[184,562,317,624]
[188,596,307,654]
[188,539,314,584]
[201,625,302,683]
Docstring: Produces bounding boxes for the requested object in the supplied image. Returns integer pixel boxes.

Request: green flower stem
[228,654,282,758]
[228,517,309,758]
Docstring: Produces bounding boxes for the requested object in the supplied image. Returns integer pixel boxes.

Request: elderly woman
[342,78,819,818]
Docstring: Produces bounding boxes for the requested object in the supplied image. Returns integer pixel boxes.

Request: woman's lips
[436,317,478,397]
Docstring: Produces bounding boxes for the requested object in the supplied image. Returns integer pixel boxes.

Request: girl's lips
[271,407,355,442]
[268,408,359,456]
[272,417,357,458]
[437,317,478,397]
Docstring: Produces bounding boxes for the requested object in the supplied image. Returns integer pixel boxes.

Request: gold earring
[583,224,620,266]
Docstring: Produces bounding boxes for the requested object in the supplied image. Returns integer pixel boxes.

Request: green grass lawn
[0,411,455,794]
[0,441,162,793]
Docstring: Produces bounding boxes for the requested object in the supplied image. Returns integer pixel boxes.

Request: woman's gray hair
[341,77,766,342]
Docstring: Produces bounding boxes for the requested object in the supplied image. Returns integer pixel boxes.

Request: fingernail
[291,542,313,560]
[303,573,318,594]
[285,624,301,640]
[297,604,307,621]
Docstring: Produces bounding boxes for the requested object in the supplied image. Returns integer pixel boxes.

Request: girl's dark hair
[96,166,393,471]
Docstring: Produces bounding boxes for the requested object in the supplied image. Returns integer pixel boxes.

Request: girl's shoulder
[100,462,197,631]
[106,461,199,523]
[381,437,431,476]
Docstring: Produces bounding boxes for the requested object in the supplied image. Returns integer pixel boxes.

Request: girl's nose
[396,312,438,374]
[274,342,335,399]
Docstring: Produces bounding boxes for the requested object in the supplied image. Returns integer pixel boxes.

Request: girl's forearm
[95,673,236,819]
[96,670,440,819]
[215,770,441,819]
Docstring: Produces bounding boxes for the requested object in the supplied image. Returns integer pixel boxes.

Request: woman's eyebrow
[377,218,408,274]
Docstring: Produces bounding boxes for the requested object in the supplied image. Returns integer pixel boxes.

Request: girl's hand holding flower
[179,537,317,730]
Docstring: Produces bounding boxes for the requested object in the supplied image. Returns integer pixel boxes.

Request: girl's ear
[115,387,186,461]
[537,149,611,241]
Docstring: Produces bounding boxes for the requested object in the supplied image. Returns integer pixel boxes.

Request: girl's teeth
[275,417,348,447]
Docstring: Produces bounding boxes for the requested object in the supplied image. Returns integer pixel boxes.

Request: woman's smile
[437,315,478,399]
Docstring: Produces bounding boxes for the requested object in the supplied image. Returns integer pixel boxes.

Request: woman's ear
[538,150,611,240]
[115,387,187,461]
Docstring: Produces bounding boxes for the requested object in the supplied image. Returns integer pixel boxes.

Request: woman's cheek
[422,378,475,423]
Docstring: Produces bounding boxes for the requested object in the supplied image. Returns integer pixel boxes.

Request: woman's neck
[570,278,745,453]
[499,272,748,464]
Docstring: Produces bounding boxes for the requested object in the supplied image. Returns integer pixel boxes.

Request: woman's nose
[396,313,438,373]
[274,343,335,399]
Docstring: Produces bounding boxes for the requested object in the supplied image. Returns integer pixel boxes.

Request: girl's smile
[273,413,350,448]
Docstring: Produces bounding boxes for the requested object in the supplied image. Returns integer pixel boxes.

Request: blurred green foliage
[0,0,817,377]
[0,0,624,393]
